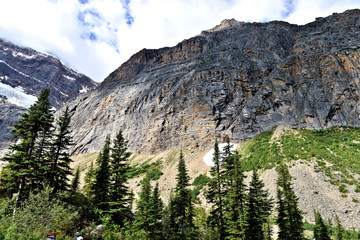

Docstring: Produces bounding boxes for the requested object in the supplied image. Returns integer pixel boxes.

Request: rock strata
[67,9,360,154]
[0,39,98,154]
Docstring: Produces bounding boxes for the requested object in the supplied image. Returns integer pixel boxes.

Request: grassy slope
[237,126,360,193]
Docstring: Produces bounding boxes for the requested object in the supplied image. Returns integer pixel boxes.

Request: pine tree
[245,169,273,240]
[70,166,80,194]
[1,88,54,214]
[49,105,73,194]
[108,129,132,226]
[92,135,111,210]
[276,164,304,240]
[205,140,226,239]
[224,154,247,239]
[314,210,331,240]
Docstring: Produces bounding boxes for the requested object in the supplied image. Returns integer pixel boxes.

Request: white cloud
[0,0,358,82]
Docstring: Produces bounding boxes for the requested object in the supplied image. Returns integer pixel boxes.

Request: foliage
[70,166,81,193]
[1,88,55,209]
[314,210,331,240]
[0,187,78,240]
[127,159,163,180]
[48,105,73,194]
[205,140,227,239]
[108,129,133,226]
[92,135,111,210]
[165,150,197,239]
[276,164,304,240]
[245,170,273,240]
[236,127,360,190]
[190,174,211,201]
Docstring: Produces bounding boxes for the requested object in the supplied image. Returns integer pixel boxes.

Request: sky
[0,0,359,82]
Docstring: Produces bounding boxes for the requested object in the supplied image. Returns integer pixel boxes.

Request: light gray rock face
[0,39,98,153]
[67,9,360,154]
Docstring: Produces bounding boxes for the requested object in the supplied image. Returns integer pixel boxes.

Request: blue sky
[0,0,359,82]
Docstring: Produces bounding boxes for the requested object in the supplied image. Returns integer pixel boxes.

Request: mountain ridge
[65,8,360,155]
[0,38,98,156]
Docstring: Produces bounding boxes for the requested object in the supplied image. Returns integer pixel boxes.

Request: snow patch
[11,51,36,59]
[0,82,37,108]
[79,86,89,93]
[63,75,76,81]
[203,143,238,166]
[0,60,42,83]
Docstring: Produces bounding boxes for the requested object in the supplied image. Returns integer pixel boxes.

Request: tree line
[0,88,358,239]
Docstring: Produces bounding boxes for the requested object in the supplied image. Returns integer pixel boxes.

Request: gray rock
[65,9,360,154]
[0,39,98,153]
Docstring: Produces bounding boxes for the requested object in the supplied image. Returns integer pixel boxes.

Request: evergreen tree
[149,182,164,239]
[314,210,331,240]
[49,105,73,194]
[1,88,54,214]
[92,135,111,210]
[333,215,344,240]
[131,176,153,238]
[70,166,80,194]
[108,129,132,226]
[245,169,273,240]
[224,154,247,239]
[276,164,304,240]
[205,140,226,239]
[167,150,196,239]
[83,160,95,198]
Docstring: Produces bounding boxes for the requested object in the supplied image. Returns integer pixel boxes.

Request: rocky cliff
[0,39,98,155]
[66,9,360,154]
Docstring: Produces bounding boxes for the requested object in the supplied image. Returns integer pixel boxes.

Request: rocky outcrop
[0,39,98,154]
[67,9,360,154]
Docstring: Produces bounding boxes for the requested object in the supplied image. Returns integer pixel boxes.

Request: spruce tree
[245,169,273,240]
[1,88,54,214]
[276,164,304,240]
[333,215,344,240]
[108,129,132,226]
[49,105,73,194]
[70,166,80,194]
[224,154,247,239]
[132,176,153,238]
[92,135,111,210]
[205,140,226,239]
[168,150,196,239]
[149,182,164,239]
[314,210,331,240]
[83,160,95,198]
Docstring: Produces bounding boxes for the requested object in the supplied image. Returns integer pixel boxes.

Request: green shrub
[0,187,78,240]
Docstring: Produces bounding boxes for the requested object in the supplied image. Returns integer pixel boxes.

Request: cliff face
[0,39,98,155]
[67,9,360,154]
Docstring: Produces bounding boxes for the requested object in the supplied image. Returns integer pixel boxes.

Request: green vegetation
[238,126,360,190]
[190,173,210,201]
[127,159,163,180]
[0,89,359,239]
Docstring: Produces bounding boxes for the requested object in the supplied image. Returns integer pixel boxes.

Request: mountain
[0,39,98,155]
[65,9,360,155]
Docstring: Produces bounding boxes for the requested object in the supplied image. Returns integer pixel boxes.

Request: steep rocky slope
[0,39,98,155]
[67,9,360,154]
[71,126,360,229]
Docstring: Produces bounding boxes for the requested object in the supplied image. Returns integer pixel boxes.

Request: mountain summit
[66,9,360,154]
[0,39,98,155]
